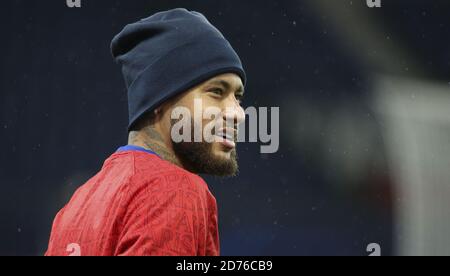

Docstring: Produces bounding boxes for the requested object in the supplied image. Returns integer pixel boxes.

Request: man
[45,8,246,256]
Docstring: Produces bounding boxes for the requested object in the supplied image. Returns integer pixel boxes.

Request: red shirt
[45,146,220,256]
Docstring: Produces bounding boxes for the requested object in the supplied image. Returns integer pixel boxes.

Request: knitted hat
[111,8,246,129]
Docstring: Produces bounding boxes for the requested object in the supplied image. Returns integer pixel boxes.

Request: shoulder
[121,151,214,208]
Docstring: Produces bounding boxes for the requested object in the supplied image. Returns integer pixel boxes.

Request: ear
[150,108,163,124]
[156,98,176,117]
[152,103,171,124]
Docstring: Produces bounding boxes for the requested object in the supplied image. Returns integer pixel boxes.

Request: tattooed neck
[128,128,182,167]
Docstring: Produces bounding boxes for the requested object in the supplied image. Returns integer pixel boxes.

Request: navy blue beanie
[111,8,246,129]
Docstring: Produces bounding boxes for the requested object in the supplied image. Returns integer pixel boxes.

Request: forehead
[172,73,245,105]
[201,73,244,90]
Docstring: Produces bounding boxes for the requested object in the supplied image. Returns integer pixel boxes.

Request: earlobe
[154,108,164,120]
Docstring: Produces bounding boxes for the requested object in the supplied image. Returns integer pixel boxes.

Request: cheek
[200,99,223,127]
[176,93,222,131]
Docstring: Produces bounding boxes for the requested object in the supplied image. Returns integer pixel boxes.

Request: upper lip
[216,128,237,142]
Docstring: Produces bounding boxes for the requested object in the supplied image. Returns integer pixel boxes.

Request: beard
[171,119,239,177]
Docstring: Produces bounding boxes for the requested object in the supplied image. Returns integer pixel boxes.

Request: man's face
[160,73,245,176]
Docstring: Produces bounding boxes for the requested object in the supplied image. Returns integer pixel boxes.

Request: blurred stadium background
[0,0,449,256]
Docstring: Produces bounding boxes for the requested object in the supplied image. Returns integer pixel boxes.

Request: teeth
[224,135,233,141]
[217,132,234,141]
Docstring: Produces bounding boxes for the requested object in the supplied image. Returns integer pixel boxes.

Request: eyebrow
[208,80,245,95]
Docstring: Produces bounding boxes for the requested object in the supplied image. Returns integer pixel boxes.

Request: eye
[208,88,224,96]
[235,94,244,104]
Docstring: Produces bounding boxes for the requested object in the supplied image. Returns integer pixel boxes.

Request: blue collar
[116,145,159,157]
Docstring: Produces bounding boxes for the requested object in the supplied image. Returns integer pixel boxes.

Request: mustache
[171,117,239,143]
[213,127,238,142]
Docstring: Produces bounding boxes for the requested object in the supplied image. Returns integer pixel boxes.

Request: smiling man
[45,8,246,256]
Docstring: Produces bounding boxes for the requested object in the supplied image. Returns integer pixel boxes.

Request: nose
[222,100,245,126]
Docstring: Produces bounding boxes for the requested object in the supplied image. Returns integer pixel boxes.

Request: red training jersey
[45,146,220,256]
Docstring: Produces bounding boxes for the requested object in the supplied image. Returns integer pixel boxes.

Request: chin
[212,143,234,158]
[173,140,239,176]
